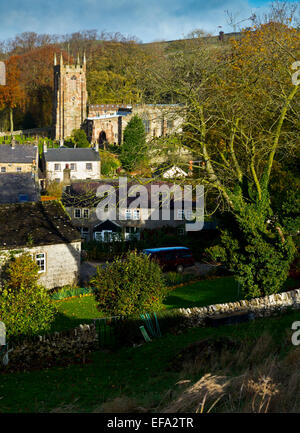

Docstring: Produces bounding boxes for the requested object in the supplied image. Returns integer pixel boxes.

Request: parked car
[143,247,195,273]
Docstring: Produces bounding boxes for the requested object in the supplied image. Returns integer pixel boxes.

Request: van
[143,247,195,273]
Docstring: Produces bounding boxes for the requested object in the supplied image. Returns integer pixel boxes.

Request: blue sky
[0,0,297,43]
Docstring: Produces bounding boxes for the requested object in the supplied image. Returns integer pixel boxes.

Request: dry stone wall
[179,288,300,327]
[1,324,98,372]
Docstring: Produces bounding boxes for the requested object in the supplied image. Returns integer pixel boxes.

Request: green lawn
[51,276,299,333]
[1,309,299,413]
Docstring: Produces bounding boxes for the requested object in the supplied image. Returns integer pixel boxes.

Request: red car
[143,247,195,273]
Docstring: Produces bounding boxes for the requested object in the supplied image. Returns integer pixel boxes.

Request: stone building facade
[43,144,101,183]
[52,54,88,141]
[85,104,182,146]
[62,180,189,242]
[51,55,183,144]
[0,201,81,289]
[0,141,38,174]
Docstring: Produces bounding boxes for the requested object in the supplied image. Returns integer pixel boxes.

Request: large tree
[0,55,24,132]
[120,115,148,171]
[156,22,299,297]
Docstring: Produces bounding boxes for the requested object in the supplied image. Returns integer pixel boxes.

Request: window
[1,167,6,173]
[18,194,28,203]
[36,253,46,273]
[125,209,131,220]
[17,167,22,172]
[86,163,93,171]
[133,209,140,220]
[177,209,185,220]
[143,119,150,134]
[81,227,89,240]
[54,163,61,171]
[70,163,77,171]
[83,209,89,219]
[74,208,81,218]
[185,209,194,220]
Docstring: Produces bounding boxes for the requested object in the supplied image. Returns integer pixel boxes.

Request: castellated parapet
[52,53,87,141]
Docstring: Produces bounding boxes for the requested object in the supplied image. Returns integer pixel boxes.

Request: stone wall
[1,324,97,372]
[0,127,51,138]
[53,62,87,140]
[0,241,81,290]
[179,288,300,327]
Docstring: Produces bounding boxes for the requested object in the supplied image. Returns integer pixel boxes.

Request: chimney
[59,138,64,147]
[11,136,15,149]
[43,141,47,153]
[94,141,99,152]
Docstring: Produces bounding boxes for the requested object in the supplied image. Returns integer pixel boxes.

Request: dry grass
[161,334,300,413]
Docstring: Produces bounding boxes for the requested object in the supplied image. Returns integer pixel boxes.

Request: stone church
[52,54,182,145]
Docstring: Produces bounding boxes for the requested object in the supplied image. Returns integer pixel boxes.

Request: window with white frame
[133,209,140,220]
[177,209,185,220]
[17,167,22,172]
[36,253,46,273]
[54,163,61,171]
[1,167,6,173]
[125,209,131,220]
[70,163,77,171]
[176,209,193,220]
[86,163,93,171]
[143,119,150,134]
[74,208,82,218]
[83,209,89,219]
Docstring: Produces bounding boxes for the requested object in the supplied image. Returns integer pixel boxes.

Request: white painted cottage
[43,143,101,183]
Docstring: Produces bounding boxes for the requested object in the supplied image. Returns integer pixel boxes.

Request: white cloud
[0,0,270,42]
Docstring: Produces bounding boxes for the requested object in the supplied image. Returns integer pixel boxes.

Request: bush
[0,254,56,338]
[65,129,90,148]
[100,150,121,177]
[90,250,168,316]
[51,286,95,300]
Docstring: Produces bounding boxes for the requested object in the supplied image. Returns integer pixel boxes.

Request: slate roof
[0,173,39,204]
[0,201,81,250]
[62,180,193,209]
[44,148,100,162]
[0,144,38,163]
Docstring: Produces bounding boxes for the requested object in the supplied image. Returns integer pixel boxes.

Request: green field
[1,309,299,413]
[51,276,299,332]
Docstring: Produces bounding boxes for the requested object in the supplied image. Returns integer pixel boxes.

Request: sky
[0,0,297,43]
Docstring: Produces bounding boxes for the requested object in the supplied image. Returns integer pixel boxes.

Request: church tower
[52,52,87,142]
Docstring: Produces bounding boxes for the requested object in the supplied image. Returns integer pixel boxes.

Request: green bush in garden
[0,254,56,338]
[90,250,168,316]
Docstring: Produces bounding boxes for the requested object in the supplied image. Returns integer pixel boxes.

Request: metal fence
[93,316,124,348]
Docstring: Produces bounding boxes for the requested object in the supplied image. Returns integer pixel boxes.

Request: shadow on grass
[49,312,96,333]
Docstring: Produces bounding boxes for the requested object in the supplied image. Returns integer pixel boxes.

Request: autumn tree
[155,21,300,298]
[0,55,24,132]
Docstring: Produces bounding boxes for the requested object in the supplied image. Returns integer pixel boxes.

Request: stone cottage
[0,141,38,174]
[62,180,191,242]
[42,143,101,183]
[0,201,81,289]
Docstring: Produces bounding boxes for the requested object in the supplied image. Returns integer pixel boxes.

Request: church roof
[44,148,100,162]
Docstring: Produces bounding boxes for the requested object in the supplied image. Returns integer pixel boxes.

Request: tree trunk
[9,107,13,133]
